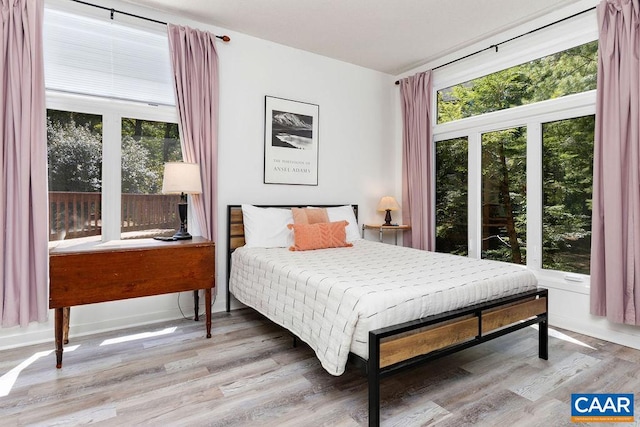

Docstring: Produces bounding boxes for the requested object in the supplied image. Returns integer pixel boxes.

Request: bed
[226,204,548,426]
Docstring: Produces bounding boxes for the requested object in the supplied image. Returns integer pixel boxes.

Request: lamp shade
[161,162,203,195]
[377,196,400,212]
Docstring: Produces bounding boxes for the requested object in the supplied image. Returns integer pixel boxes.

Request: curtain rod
[395,5,596,85]
[69,0,231,42]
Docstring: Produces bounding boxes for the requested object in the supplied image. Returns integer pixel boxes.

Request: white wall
[0,0,395,351]
[216,17,396,308]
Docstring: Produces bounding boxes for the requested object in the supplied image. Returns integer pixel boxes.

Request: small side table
[362,224,411,245]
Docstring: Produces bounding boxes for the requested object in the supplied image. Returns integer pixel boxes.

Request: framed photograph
[264,96,319,185]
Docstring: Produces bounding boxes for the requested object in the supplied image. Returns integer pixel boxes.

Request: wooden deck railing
[121,193,181,232]
[49,192,180,241]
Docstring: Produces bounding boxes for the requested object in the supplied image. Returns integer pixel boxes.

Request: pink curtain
[399,71,434,250]
[0,0,48,327]
[590,0,640,325]
[167,24,219,241]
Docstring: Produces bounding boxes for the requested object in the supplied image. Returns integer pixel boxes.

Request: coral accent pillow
[291,207,329,224]
[287,220,353,251]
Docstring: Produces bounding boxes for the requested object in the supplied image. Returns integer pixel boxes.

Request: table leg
[193,290,200,321]
[63,307,70,344]
[379,228,383,242]
[205,287,212,339]
[54,307,64,368]
[395,231,398,245]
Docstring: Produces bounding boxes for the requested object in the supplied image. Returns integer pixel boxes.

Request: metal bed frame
[225,204,548,426]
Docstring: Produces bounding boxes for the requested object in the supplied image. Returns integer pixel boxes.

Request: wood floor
[1,309,639,426]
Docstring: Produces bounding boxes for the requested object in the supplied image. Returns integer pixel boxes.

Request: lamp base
[172,229,192,240]
[383,209,393,226]
[173,198,192,240]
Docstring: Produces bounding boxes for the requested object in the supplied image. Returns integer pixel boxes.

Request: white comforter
[229,239,537,376]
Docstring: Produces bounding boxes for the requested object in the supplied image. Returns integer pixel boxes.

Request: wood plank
[230,208,243,224]
[229,207,245,252]
[230,237,246,251]
[481,297,547,335]
[230,223,245,237]
[379,317,479,368]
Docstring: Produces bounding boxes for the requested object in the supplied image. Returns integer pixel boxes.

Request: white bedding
[229,239,538,376]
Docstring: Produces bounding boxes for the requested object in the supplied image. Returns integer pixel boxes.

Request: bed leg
[369,370,380,427]
[368,332,380,427]
[539,318,548,360]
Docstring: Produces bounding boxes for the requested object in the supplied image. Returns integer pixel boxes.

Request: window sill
[532,269,590,295]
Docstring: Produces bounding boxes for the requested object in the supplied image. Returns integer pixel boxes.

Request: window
[46,106,181,242]
[542,115,594,274]
[121,118,182,239]
[432,12,597,284]
[435,137,468,256]
[47,110,103,241]
[45,6,180,243]
[437,41,597,124]
[481,127,526,264]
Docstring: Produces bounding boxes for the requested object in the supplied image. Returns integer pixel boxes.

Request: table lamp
[377,196,400,226]
[161,162,203,240]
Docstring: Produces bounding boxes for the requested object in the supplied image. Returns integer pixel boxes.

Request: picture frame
[264,96,319,185]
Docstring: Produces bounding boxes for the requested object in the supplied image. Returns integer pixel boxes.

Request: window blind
[44,8,175,106]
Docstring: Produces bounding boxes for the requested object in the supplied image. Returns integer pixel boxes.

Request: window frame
[47,92,180,241]
[431,8,597,292]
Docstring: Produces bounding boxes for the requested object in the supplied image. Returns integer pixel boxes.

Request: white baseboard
[550,312,640,351]
[0,292,224,352]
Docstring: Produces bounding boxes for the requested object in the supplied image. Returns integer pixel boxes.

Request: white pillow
[325,205,362,242]
[241,204,294,248]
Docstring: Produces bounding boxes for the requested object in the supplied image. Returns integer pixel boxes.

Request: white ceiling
[122,0,587,75]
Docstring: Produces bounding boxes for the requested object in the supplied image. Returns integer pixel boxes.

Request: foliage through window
[435,137,468,256]
[481,128,527,265]
[542,116,594,274]
[437,41,598,124]
[48,111,103,241]
[121,118,182,239]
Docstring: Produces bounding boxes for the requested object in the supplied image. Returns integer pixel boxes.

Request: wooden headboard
[226,204,358,312]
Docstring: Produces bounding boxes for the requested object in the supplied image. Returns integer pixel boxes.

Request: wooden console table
[49,237,215,368]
